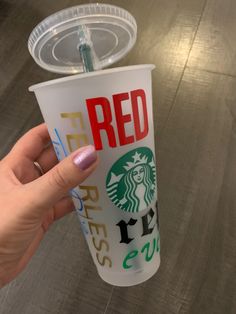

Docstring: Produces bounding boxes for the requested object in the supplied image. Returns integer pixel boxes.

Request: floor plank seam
[103,286,114,314]
[186,66,236,79]
[159,0,208,139]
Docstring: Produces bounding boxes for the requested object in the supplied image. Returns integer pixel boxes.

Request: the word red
[86,89,149,150]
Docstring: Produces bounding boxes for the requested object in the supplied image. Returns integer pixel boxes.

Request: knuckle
[50,167,69,190]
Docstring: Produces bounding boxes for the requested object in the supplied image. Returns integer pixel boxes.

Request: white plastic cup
[29,64,160,286]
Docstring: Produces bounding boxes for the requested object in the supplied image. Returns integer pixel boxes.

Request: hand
[0,123,98,287]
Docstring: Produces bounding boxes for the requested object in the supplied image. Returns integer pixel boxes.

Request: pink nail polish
[73,145,97,170]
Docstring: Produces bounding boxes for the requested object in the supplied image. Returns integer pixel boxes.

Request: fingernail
[73,145,97,170]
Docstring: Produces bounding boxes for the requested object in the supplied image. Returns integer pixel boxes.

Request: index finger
[11,123,51,161]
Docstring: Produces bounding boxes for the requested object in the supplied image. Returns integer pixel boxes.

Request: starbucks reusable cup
[28,4,160,286]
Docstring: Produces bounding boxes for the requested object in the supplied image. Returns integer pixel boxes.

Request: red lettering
[113,93,134,145]
[86,97,116,150]
[131,89,149,141]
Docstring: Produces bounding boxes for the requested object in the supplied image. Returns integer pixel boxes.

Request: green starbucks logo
[106,147,156,213]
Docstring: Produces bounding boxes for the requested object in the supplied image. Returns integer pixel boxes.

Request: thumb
[25,145,98,208]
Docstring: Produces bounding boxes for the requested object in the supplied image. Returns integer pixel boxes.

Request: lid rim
[28,4,137,73]
[29,64,155,91]
[29,14,136,51]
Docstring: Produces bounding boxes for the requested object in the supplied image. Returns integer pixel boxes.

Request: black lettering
[141,207,156,236]
[116,218,137,244]
[155,201,159,228]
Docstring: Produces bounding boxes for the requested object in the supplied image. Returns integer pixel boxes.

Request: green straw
[79,43,94,72]
[78,25,95,73]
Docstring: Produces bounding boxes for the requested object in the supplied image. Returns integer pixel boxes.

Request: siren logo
[106,147,156,212]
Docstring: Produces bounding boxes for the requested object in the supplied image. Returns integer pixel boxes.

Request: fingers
[36,144,58,173]
[25,145,98,210]
[11,124,51,161]
[40,196,75,232]
[53,196,75,221]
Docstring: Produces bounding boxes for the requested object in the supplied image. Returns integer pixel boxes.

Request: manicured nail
[73,145,97,170]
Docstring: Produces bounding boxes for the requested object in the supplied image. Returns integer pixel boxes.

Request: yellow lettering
[61,112,85,129]
[88,222,107,238]
[66,134,88,152]
[80,185,99,202]
[92,237,109,252]
[96,253,112,267]
[83,205,102,219]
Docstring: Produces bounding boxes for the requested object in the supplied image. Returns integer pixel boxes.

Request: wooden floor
[1,0,236,313]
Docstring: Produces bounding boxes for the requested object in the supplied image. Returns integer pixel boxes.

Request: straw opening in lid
[28,3,137,74]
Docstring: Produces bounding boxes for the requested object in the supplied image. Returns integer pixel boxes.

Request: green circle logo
[106,147,156,213]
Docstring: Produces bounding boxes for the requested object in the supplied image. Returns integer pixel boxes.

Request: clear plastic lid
[28,3,137,74]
